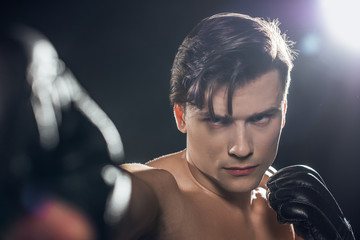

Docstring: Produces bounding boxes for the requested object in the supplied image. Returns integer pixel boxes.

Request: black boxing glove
[266,165,355,240]
[0,26,131,239]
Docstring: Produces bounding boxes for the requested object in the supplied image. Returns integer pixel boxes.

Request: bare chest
[153,192,294,240]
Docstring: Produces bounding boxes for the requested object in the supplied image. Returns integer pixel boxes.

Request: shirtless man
[120,13,355,240]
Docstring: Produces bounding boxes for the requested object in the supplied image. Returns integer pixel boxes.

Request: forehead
[192,70,283,116]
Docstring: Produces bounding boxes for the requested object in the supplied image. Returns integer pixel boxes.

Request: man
[121,13,355,239]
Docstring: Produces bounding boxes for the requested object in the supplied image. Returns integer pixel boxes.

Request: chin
[224,178,263,194]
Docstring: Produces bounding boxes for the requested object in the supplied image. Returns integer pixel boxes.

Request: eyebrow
[250,107,282,118]
[198,106,282,119]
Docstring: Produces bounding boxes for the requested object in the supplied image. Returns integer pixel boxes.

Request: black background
[2,0,360,237]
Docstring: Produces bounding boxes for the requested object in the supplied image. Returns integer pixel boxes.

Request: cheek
[186,122,228,161]
[254,122,282,158]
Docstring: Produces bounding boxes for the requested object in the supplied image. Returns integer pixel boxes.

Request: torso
[122,150,300,240]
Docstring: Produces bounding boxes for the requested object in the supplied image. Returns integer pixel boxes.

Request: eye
[250,114,270,125]
[210,117,224,124]
[204,116,232,126]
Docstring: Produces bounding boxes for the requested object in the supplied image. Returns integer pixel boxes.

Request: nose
[228,124,253,159]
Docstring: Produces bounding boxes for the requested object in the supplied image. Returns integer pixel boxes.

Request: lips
[224,165,258,176]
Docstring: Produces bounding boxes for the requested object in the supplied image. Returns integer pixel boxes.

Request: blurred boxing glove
[267,165,355,240]
[0,26,131,239]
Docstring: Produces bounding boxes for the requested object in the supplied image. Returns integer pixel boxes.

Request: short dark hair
[169,13,296,117]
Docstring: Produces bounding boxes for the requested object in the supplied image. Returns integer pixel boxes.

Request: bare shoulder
[118,162,182,239]
[121,154,186,226]
[121,162,178,191]
[120,151,187,197]
[146,150,185,170]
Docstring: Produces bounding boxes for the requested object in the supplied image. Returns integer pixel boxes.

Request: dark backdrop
[2,0,360,237]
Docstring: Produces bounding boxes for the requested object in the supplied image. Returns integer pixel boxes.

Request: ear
[173,104,187,133]
[282,99,287,128]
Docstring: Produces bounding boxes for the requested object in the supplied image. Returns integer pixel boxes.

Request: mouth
[224,165,258,177]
